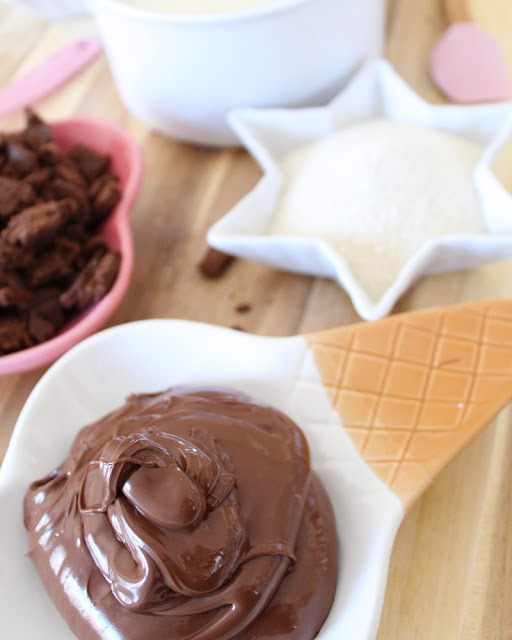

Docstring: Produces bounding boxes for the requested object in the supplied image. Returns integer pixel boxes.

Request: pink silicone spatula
[429,0,511,103]
[0,37,102,118]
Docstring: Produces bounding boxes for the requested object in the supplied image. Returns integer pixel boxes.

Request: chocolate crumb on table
[0,109,123,356]
[198,246,234,278]
[235,303,251,313]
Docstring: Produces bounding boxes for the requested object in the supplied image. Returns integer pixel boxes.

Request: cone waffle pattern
[306,300,512,508]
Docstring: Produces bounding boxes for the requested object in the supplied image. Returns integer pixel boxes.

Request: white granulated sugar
[268,118,486,302]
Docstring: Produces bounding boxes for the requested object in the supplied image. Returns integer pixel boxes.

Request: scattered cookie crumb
[198,247,234,278]
[235,303,251,313]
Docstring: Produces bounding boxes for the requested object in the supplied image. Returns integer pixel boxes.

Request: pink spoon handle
[0,37,102,119]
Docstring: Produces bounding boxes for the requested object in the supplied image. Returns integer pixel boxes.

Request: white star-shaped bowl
[208,59,512,320]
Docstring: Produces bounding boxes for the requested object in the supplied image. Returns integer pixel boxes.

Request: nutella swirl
[24,387,338,640]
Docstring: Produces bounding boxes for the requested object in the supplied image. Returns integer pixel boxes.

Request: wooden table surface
[2,1,512,638]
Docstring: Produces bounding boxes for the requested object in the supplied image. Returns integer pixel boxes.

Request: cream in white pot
[87,0,386,146]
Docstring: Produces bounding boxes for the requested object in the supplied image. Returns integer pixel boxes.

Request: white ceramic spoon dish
[2,298,512,638]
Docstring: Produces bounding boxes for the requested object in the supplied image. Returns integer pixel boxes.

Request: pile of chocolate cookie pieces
[0,109,122,355]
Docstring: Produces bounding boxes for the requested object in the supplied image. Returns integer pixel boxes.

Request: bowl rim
[88,0,319,25]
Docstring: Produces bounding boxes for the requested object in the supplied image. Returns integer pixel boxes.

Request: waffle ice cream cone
[306,299,512,509]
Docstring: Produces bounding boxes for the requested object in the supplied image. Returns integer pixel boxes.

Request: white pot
[91,0,386,145]
[9,0,386,146]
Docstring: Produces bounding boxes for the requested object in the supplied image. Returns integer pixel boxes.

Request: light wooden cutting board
[1,1,512,639]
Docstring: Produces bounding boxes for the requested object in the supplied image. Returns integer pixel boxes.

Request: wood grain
[1,1,512,638]
[442,0,472,24]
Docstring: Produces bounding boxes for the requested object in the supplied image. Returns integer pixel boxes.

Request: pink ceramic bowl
[0,118,143,376]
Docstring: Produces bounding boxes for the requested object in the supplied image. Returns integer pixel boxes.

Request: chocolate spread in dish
[24,387,338,640]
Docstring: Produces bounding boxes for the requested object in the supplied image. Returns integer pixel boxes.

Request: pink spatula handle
[0,37,101,120]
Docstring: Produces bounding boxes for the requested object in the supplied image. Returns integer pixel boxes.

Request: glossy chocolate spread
[24,387,338,640]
